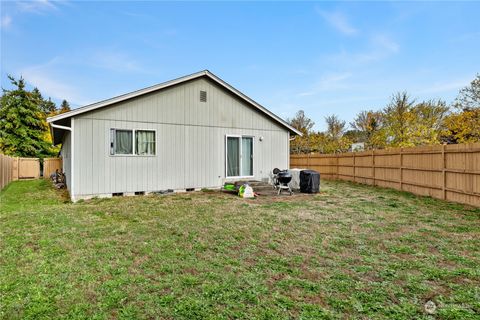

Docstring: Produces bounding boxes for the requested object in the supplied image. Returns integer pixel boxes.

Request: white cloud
[20,58,91,106]
[416,79,470,95]
[314,95,384,106]
[17,0,59,13]
[327,34,400,65]
[298,72,352,97]
[16,49,151,106]
[1,15,12,28]
[24,71,88,105]
[316,9,358,35]
[2,1,68,29]
[88,51,145,73]
[372,34,399,54]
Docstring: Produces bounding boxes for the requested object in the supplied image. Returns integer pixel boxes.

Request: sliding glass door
[227,136,240,177]
[241,137,253,176]
[226,136,253,177]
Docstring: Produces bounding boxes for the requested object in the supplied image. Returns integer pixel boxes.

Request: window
[226,135,253,177]
[112,129,133,155]
[227,136,240,176]
[136,130,155,155]
[110,129,156,156]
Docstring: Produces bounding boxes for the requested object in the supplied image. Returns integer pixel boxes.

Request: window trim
[111,129,134,155]
[225,134,254,179]
[110,128,157,157]
[135,129,157,156]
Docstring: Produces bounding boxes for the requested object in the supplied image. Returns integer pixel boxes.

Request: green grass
[1,179,479,319]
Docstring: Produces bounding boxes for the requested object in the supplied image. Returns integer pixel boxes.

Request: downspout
[50,123,72,132]
[50,122,72,156]
[50,121,75,202]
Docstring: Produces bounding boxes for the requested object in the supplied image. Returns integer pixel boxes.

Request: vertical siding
[60,131,72,191]
[72,77,290,198]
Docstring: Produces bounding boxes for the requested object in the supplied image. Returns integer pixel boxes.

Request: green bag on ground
[223,184,236,191]
[238,184,254,198]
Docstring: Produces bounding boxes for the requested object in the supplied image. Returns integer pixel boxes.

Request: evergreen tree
[59,99,71,113]
[0,75,53,157]
[44,98,57,115]
[32,88,56,115]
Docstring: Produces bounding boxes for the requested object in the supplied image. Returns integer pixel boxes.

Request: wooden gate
[18,158,40,179]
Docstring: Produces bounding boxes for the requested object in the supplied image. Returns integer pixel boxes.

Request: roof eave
[47,70,208,124]
[47,70,302,135]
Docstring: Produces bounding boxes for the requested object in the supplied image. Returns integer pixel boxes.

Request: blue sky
[1,1,479,130]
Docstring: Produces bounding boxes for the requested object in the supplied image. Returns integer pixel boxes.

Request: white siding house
[48,70,301,201]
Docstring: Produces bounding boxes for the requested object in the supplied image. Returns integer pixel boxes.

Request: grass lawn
[1,179,479,319]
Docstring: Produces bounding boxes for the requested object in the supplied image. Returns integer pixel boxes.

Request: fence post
[353,152,356,182]
[1,154,3,189]
[372,150,375,186]
[442,144,446,200]
[336,155,339,180]
[399,148,403,191]
[12,158,18,181]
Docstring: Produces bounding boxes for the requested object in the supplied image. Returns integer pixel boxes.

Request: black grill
[276,170,292,184]
[272,168,293,195]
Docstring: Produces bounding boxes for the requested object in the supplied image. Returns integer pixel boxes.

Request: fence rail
[291,143,480,207]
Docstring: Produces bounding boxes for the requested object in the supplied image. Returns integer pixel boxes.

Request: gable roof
[47,70,301,136]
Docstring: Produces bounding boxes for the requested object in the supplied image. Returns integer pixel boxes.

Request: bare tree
[287,110,315,154]
[350,110,384,149]
[382,92,416,147]
[325,115,346,140]
[453,74,480,111]
[287,110,315,135]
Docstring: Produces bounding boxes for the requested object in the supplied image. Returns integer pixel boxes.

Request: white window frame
[110,128,157,157]
[135,129,157,156]
[225,134,254,178]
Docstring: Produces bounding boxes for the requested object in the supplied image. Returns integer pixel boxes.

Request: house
[47,70,301,201]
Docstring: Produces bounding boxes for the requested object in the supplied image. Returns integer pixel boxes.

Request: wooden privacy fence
[291,143,480,207]
[0,155,63,190]
[0,154,16,190]
[43,158,63,178]
[18,158,40,179]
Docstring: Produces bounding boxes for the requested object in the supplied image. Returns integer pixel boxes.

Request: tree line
[1,73,478,158]
[289,74,480,154]
[0,75,71,158]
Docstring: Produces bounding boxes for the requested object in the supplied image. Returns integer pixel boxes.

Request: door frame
[225,134,254,179]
